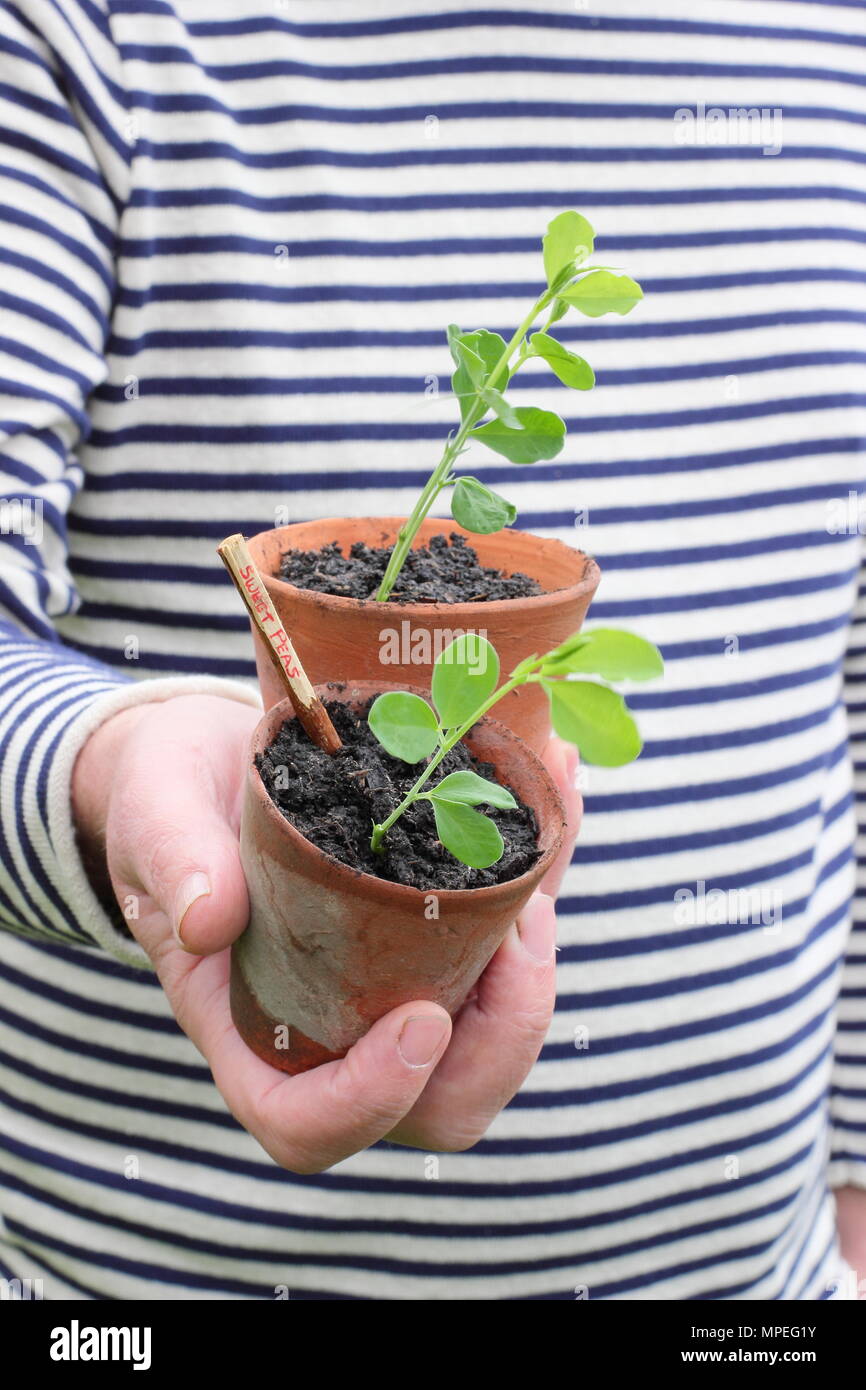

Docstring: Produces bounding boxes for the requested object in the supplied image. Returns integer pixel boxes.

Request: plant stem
[373,288,554,603]
[369,668,532,851]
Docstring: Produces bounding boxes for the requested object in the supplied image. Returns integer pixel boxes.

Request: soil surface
[258,693,540,890]
[278,532,543,603]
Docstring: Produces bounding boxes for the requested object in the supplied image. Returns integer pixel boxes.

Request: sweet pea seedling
[373,210,643,602]
[367,628,663,868]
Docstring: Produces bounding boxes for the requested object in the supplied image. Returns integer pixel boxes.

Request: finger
[169,948,452,1173]
[387,891,557,1151]
[108,697,257,957]
[540,734,582,899]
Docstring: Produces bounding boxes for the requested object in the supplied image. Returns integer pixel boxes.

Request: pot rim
[248,680,566,906]
[248,516,600,620]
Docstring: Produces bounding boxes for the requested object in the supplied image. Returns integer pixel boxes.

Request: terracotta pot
[245,518,600,755]
[231,681,565,1075]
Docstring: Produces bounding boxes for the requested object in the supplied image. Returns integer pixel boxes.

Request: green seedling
[373,210,643,602]
[367,627,663,868]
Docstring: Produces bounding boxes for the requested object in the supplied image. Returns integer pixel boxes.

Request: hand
[836,1185,866,1296]
[73,697,580,1171]
[386,734,581,1150]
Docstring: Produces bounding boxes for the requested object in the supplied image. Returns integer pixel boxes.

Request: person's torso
[4,0,866,1298]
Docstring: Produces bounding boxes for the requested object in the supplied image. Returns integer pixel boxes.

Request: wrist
[71,701,153,857]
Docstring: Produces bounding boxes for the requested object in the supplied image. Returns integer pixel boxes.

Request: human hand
[835,1185,866,1296]
[72,700,580,1170]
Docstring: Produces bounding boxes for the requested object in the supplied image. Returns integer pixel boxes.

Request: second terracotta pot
[232,682,565,1075]
[245,517,600,756]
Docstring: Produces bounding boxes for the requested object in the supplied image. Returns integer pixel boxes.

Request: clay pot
[231,681,565,1075]
[245,518,600,755]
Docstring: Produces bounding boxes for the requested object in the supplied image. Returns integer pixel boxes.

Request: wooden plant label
[217,533,342,755]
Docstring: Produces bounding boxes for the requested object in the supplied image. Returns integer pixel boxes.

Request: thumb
[107,696,256,957]
[165,818,249,957]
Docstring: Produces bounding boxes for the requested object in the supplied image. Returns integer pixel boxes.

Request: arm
[0,0,259,959]
[5,0,580,1168]
[832,539,866,1295]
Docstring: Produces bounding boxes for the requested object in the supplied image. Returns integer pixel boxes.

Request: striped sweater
[0,0,864,1299]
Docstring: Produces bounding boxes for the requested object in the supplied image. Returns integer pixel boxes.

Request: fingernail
[398,1015,448,1068]
[518,893,555,962]
[174,872,211,945]
[565,745,579,784]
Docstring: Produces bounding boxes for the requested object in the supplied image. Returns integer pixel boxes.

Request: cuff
[828,1158,866,1192]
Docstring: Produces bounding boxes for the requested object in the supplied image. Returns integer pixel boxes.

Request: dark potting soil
[258,693,540,891]
[278,531,543,604]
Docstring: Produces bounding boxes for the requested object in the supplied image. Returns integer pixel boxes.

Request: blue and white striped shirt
[0,0,865,1299]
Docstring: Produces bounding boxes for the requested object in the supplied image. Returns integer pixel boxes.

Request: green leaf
[427,797,505,868]
[446,322,463,365]
[428,769,517,810]
[447,324,486,382]
[545,680,642,766]
[447,326,509,422]
[446,323,479,377]
[367,691,440,763]
[465,329,509,386]
[479,386,521,427]
[541,628,664,682]
[451,476,517,533]
[472,407,565,464]
[559,270,643,318]
[529,332,595,390]
[544,631,590,664]
[432,633,500,727]
[542,211,595,290]
[448,325,486,421]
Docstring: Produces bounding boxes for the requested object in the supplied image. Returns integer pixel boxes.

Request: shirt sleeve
[830,550,866,1190]
[0,2,260,967]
